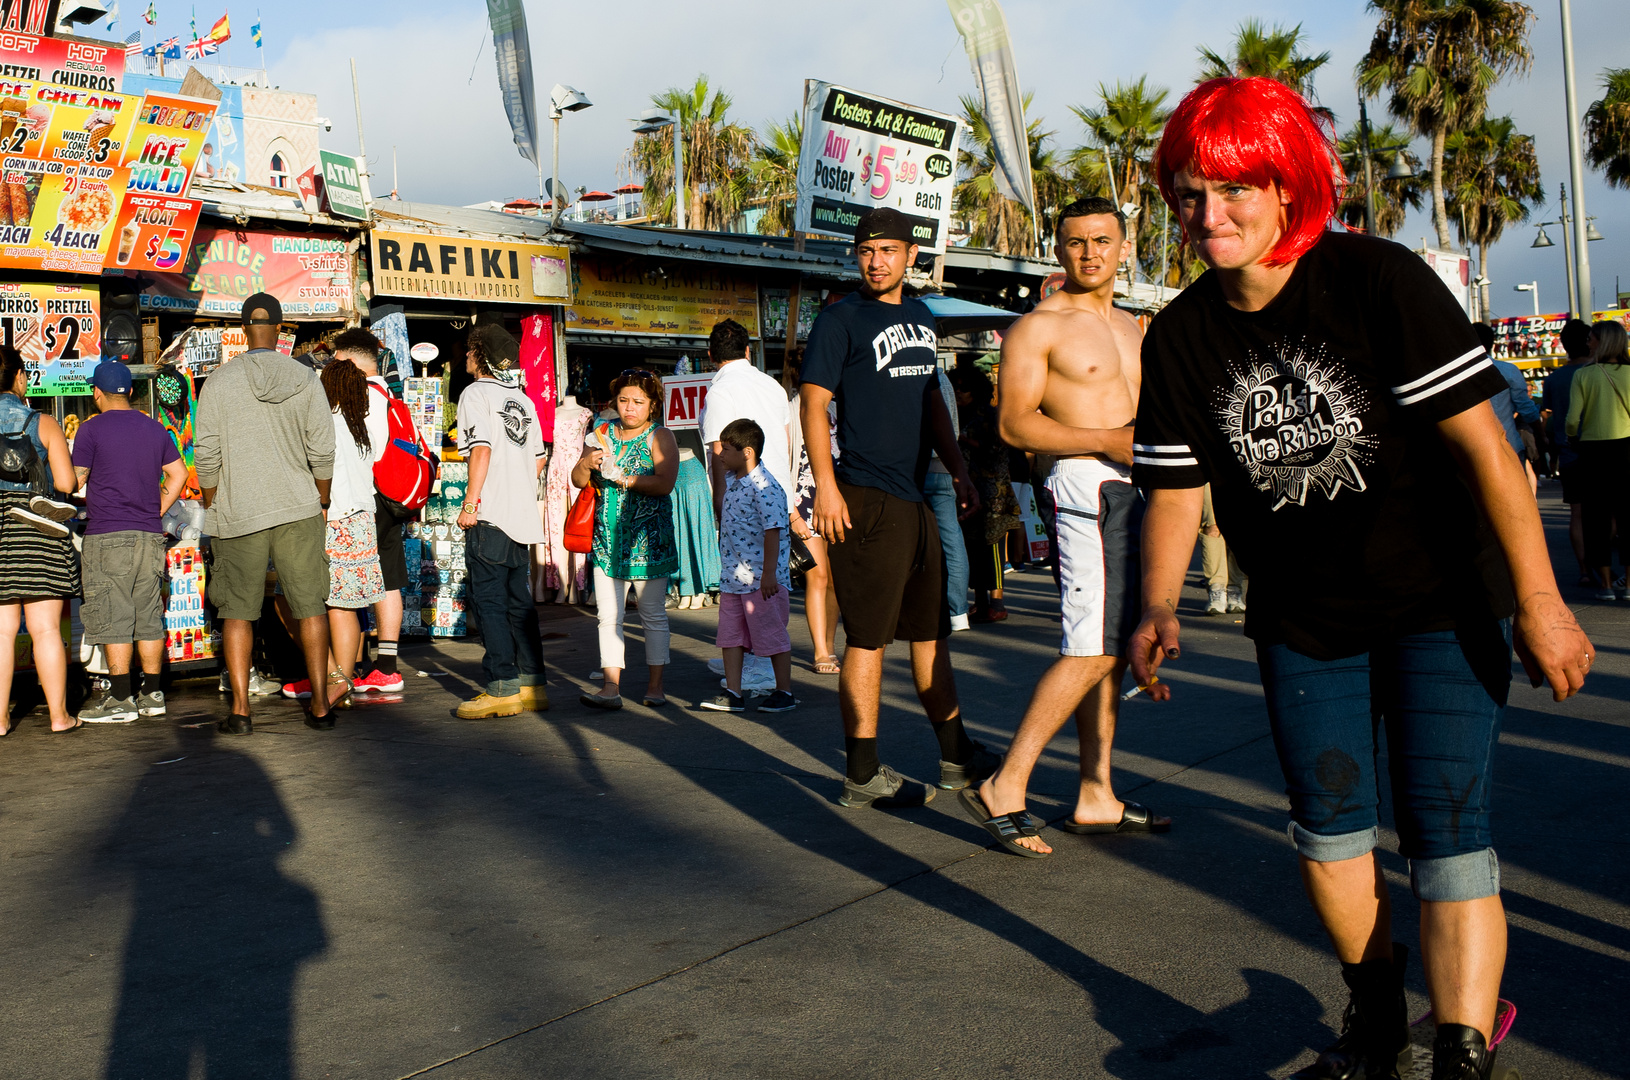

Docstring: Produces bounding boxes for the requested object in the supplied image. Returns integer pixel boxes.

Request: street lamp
[549,84,593,228]
[1356,96,1416,236]
[632,110,685,229]
[1515,281,1540,317]
[1530,182,1605,316]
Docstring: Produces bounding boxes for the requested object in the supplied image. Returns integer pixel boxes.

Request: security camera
[316,117,333,132]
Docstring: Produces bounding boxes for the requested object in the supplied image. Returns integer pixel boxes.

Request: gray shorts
[209,514,329,621]
[81,530,168,645]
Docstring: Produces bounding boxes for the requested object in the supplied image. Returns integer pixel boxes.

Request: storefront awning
[919,294,1021,334]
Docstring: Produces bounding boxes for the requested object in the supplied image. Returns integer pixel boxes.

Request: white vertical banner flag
[946,0,1035,216]
[486,0,540,169]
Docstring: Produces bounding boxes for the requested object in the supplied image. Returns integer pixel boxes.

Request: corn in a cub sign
[794,81,960,254]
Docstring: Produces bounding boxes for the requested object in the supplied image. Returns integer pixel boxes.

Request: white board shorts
[1047,458,1143,658]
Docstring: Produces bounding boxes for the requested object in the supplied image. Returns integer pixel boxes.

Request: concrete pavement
[0,487,1625,1079]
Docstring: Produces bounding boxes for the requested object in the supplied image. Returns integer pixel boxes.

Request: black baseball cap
[853,206,917,245]
[241,292,283,325]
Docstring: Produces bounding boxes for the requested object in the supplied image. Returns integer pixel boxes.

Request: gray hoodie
[194,348,336,539]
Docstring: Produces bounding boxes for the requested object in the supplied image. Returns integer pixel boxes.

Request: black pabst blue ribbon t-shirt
[800,292,941,503]
[1132,230,1514,660]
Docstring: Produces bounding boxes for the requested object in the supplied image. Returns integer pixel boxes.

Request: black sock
[376,640,398,675]
[845,736,879,784]
[109,673,132,700]
[932,713,977,764]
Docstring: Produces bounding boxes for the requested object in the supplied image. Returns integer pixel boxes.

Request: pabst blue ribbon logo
[1218,339,1375,510]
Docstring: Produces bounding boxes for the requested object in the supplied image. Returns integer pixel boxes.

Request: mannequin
[541,394,593,603]
[669,446,720,608]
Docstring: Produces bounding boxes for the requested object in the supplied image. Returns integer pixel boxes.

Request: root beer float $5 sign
[794,82,960,254]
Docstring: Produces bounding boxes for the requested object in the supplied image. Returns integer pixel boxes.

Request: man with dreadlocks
[1128,77,1592,1080]
[454,323,548,719]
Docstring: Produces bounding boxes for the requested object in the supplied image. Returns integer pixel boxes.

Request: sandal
[326,668,355,711]
[814,655,841,675]
[957,787,1049,859]
[1058,800,1171,834]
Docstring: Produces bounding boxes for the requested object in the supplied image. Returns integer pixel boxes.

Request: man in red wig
[1129,77,1591,1080]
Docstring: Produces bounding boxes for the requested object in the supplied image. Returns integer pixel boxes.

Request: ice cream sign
[121,91,216,199]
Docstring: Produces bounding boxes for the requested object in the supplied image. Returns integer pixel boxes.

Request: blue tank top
[0,392,45,493]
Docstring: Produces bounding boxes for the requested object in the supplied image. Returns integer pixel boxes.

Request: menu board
[105,190,201,272]
[0,79,137,273]
[0,280,100,394]
[164,544,215,662]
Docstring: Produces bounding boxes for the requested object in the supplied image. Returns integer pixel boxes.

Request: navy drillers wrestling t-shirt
[800,293,941,503]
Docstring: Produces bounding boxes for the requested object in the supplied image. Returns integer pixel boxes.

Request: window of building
[269,152,289,189]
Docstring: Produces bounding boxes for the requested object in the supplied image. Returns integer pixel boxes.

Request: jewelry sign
[794,81,960,254]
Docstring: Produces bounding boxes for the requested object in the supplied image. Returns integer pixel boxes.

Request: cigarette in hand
[1121,677,1158,702]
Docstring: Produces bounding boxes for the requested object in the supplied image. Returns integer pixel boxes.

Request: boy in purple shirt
[71,360,188,723]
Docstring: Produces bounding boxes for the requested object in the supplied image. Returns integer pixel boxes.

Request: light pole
[632,110,685,229]
[1559,0,1593,312]
[1356,95,1416,237]
[549,84,593,229]
[1531,184,1604,316]
[1515,281,1540,317]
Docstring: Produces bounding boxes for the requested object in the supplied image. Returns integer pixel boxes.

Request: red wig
[1155,76,1345,266]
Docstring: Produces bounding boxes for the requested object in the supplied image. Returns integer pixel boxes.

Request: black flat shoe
[217,714,252,736]
[303,703,336,730]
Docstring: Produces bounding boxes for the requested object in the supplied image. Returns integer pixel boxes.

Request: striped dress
[0,396,79,601]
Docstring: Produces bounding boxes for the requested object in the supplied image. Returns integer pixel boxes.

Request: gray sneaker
[80,692,138,724]
[219,667,280,695]
[136,690,167,717]
[28,494,77,521]
[838,764,935,809]
[939,744,1001,790]
[5,505,69,538]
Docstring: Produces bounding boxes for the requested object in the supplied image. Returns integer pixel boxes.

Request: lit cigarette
[1121,678,1158,701]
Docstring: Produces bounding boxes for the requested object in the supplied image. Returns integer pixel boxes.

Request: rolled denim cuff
[1410,849,1500,902]
[519,673,547,687]
[1288,821,1378,863]
[487,678,521,697]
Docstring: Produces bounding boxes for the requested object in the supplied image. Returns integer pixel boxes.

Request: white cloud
[266,0,1624,316]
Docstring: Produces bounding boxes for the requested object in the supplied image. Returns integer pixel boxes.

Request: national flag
[105,1,120,30]
[124,30,142,57]
[207,12,229,43]
[184,38,219,59]
[143,3,158,23]
[250,20,262,47]
[160,36,182,58]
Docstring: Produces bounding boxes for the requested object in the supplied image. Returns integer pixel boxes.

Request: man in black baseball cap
[242,292,284,328]
[797,204,986,810]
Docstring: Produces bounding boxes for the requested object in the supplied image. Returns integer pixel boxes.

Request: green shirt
[1566,363,1630,442]
[590,421,678,580]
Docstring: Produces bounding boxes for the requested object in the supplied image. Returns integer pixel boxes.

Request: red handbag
[563,482,596,553]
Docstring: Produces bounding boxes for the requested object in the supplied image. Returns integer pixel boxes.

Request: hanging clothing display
[369,305,411,397]
[521,312,557,443]
[540,399,592,602]
[670,448,720,599]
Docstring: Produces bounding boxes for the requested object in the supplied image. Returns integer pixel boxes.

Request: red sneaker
[354,669,405,693]
[281,679,313,700]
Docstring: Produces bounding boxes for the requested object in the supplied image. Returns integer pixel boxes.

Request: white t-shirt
[700,359,793,514]
[328,386,389,519]
[718,464,790,594]
[456,378,547,545]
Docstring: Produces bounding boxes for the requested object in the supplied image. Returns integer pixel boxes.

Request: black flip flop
[957,787,1050,859]
[1058,800,1171,834]
[51,720,85,734]
[580,692,623,710]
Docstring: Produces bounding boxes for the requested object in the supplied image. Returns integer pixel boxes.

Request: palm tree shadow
[100,744,327,1080]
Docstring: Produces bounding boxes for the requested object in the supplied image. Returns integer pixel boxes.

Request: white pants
[593,567,670,670]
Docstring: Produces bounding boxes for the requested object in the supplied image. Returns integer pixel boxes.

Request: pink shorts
[717,588,792,657]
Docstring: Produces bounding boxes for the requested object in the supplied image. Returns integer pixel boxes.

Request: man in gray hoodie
[195,293,340,734]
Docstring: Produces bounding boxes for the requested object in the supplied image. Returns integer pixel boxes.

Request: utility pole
[1558,183,1579,316]
[350,59,372,207]
[1358,97,1379,236]
[1559,0,1593,313]
[672,109,685,230]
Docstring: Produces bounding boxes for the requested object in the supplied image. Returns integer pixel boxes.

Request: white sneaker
[29,494,77,521]
[1226,586,1246,613]
[5,505,69,538]
[1206,585,1226,616]
[218,666,281,695]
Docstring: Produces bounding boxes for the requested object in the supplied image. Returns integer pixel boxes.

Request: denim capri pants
[1256,620,1511,902]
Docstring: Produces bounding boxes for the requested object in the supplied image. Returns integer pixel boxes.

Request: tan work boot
[456,691,524,719]
[518,685,550,711]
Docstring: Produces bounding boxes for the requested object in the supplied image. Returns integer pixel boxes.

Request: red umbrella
[614,183,644,194]
[579,190,615,202]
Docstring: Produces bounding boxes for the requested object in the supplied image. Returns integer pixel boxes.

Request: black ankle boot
[1294,945,1411,1079]
[1433,1023,1517,1080]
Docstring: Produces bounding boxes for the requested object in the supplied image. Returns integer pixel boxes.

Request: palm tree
[628,74,757,231]
[733,114,802,237]
[1358,0,1536,250]
[954,93,1068,256]
[1070,77,1171,278]
[1584,67,1630,189]
[1443,115,1542,313]
[1197,19,1331,97]
[1335,121,1426,236]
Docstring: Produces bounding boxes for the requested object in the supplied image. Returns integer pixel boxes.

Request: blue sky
[133,0,1626,317]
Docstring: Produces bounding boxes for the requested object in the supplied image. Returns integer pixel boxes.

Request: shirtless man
[959,196,1170,857]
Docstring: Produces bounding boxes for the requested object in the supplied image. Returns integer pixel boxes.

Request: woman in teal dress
[571,370,678,709]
